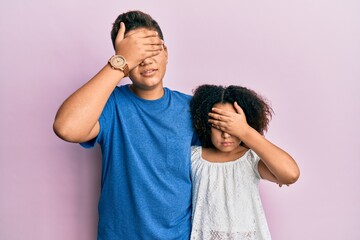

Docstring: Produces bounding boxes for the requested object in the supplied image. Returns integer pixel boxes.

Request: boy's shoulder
[165,87,192,100]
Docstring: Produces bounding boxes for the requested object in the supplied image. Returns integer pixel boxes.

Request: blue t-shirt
[82,84,199,239]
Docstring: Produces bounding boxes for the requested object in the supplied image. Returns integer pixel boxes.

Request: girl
[189,84,300,240]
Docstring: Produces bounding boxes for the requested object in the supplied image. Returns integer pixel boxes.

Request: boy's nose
[140,57,154,66]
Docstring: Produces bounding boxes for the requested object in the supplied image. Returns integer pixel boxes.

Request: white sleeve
[248,149,262,179]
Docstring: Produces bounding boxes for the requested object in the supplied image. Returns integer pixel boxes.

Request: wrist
[108,55,129,77]
[238,125,256,141]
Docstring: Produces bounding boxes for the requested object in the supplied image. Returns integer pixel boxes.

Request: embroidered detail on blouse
[190,146,271,240]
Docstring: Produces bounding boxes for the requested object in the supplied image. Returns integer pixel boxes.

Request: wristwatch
[108,55,129,77]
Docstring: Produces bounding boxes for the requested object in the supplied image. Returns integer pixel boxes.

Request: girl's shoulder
[191,145,202,156]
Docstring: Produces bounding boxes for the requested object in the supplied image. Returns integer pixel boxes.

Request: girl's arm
[239,126,299,185]
[208,102,300,185]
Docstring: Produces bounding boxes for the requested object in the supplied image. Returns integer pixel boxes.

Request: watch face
[111,56,125,69]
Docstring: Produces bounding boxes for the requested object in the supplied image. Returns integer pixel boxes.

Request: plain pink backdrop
[1,0,359,239]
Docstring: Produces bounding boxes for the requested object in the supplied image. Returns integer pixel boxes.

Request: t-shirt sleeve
[79,91,116,148]
[80,137,97,148]
[248,150,262,179]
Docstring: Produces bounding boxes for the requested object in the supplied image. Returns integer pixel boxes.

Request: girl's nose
[222,131,231,138]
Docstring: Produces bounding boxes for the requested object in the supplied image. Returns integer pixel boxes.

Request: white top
[190,146,271,240]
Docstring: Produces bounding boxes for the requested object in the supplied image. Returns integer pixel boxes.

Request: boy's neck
[129,84,164,100]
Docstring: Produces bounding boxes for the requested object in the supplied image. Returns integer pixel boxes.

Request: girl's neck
[202,146,249,163]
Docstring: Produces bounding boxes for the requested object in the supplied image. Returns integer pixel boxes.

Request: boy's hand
[208,102,250,139]
[114,22,164,70]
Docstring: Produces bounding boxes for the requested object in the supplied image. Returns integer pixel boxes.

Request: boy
[53,10,198,239]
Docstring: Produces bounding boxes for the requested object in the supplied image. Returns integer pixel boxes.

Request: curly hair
[111,10,164,50]
[190,84,273,148]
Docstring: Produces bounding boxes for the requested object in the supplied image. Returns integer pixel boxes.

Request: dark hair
[111,10,164,49]
[190,84,273,148]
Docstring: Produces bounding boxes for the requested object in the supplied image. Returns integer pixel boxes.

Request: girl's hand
[278,183,289,187]
[210,102,300,185]
[208,102,250,139]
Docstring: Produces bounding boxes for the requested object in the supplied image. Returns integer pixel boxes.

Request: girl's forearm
[240,127,300,184]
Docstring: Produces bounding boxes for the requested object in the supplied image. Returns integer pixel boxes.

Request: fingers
[128,30,164,54]
[234,102,244,114]
[209,106,236,122]
[116,26,163,50]
[139,41,164,62]
[208,103,246,132]
[209,120,225,132]
[125,28,158,38]
[116,22,126,42]
[208,107,233,127]
[278,183,290,187]
[143,37,164,52]
[208,117,230,132]
[145,41,164,52]
[126,28,163,46]
[208,118,221,127]
[210,107,229,116]
[115,27,165,68]
[208,112,226,121]
[210,103,246,122]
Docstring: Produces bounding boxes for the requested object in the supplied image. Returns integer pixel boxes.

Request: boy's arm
[53,64,124,143]
[53,23,164,143]
[208,102,300,185]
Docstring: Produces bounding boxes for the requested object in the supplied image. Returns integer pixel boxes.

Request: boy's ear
[163,44,168,63]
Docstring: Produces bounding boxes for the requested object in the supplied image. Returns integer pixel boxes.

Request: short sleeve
[248,150,262,179]
[191,145,201,162]
[79,90,116,148]
[80,137,97,148]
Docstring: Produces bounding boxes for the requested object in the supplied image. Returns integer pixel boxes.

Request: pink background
[1,0,359,239]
